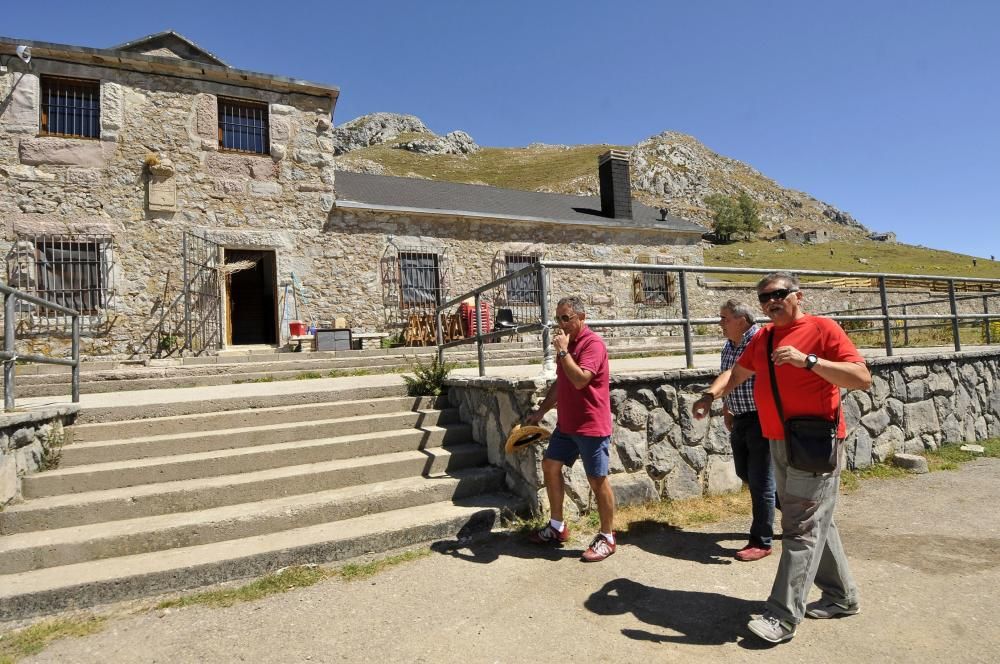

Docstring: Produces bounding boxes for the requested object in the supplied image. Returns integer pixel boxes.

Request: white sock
[601,531,615,544]
[549,519,564,532]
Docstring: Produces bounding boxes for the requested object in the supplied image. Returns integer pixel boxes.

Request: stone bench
[353,332,391,350]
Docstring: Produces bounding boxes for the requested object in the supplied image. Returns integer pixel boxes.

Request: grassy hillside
[704,240,1000,280]
[340,138,623,193]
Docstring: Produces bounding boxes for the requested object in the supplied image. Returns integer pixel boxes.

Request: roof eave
[334,200,705,236]
[0,36,339,100]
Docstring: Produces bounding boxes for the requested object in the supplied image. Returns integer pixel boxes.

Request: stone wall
[445,349,1000,515]
[1,61,335,357]
[324,209,705,330]
[0,405,79,508]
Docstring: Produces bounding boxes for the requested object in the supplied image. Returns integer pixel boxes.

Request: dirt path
[25,458,1000,663]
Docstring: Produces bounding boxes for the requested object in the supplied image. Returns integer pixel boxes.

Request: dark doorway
[225,249,277,346]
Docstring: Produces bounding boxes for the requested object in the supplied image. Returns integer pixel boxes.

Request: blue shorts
[543,428,611,478]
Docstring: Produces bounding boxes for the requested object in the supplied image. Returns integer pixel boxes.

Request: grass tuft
[155,565,331,610]
[338,549,431,581]
[0,617,107,663]
[233,376,275,384]
[294,371,325,380]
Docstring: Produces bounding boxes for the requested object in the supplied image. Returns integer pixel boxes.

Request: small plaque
[148,174,177,211]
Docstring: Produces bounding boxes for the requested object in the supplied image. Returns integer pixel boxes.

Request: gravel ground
[23,458,1000,663]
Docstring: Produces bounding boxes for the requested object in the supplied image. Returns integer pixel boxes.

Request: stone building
[804,228,830,244]
[1,32,705,358]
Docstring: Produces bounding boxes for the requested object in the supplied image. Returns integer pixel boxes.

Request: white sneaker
[747,613,796,643]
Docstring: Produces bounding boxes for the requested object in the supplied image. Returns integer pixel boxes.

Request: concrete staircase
[12,336,717,398]
[0,383,518,621]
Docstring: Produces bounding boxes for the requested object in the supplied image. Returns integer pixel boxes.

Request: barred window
[638,271,676,305]
[218,98,269,154]
[633,255,676,306]
[504,254,540,304]
[8,235,113,315]
[399,252,442,309]
[40,76,101,139]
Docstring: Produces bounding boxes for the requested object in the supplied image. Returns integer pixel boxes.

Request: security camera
[15,45,31,64]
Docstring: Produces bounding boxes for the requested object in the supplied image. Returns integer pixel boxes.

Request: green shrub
[403,357,453,396]
[158,333,179,352]
[380,332,404,349]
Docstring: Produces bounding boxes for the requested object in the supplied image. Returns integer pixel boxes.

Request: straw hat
[504,423,551,454]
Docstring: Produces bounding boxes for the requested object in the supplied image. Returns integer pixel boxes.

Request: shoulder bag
[767,328,840,473]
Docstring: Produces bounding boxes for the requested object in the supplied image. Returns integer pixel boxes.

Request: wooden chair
[404,314,431,346]
[440,313,464,343]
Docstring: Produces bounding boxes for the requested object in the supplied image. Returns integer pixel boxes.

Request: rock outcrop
[331,112,431,155]
[397,130,480,155]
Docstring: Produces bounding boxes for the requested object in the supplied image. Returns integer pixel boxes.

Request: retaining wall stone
[0,405,79,508]
[446,348,1000,514]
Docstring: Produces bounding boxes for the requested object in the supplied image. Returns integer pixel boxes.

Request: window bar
[71,85,77,138]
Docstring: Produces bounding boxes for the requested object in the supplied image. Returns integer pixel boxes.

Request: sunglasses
[757,288,798,304]
[554,314,578,323]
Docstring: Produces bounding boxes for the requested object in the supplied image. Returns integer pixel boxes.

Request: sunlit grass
[704,239,1000,280]
[153,549,435,611]
[0,617,107,663]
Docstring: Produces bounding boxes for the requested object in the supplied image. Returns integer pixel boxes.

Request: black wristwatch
[557,350,568,360]
[804,354,819,371]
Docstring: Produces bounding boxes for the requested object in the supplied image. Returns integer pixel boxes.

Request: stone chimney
[598,150,633,220]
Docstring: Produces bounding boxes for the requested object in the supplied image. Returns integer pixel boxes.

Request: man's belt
[732,411,759,421]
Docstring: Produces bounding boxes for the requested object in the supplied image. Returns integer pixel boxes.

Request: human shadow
[431,528,583,564]
[620,520,747,565]
[585,577,768,647]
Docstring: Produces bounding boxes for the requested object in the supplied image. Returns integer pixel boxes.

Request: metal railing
[437,261,1000,376]
[1,283,80,412]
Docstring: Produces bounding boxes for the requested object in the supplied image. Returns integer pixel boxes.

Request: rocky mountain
[332,113,868,238]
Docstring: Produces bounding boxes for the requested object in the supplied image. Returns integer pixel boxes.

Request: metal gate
[182,231,223,354]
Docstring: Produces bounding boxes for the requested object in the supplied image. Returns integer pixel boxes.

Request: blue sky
[4,1,998,258]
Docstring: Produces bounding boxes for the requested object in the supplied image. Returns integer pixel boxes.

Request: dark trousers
[731,412,775,548]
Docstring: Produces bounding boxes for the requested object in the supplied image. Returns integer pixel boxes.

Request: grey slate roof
[334,171,707,235]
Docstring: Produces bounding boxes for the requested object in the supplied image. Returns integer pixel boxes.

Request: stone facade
[445,349,1000,515]
[326,209,705,329]
[1,40,337,357]
[1,37,707,359]
[0,405,79,507]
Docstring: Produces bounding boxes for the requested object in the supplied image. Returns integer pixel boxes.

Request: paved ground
[21,457,1000,663]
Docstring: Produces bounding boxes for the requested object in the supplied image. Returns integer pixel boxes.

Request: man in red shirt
[525,296,615,562]
[693,272,871,644]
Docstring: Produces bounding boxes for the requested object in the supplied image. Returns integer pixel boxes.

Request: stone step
[66,395,442,443]
[12,356,535,398]
[23,423,475,498]
[14,346,536,382]
[2,445,488,533]
[0,467,505,575]
[0,493,518,621]
[73,383,411,424]
[62,407,456,464]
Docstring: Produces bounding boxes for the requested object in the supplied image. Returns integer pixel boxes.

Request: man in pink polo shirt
[525,296,615,562]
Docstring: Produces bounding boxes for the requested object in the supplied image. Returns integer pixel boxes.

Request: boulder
[892,453,928,474]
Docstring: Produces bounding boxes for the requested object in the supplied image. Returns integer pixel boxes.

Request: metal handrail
[437,262,1000,376]
[1,283,81,412]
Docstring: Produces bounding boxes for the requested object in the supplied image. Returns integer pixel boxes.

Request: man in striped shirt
[693,299,775,562]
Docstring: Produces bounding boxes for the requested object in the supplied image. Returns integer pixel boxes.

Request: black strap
[766,327,841,426]
[766,329,785,422]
